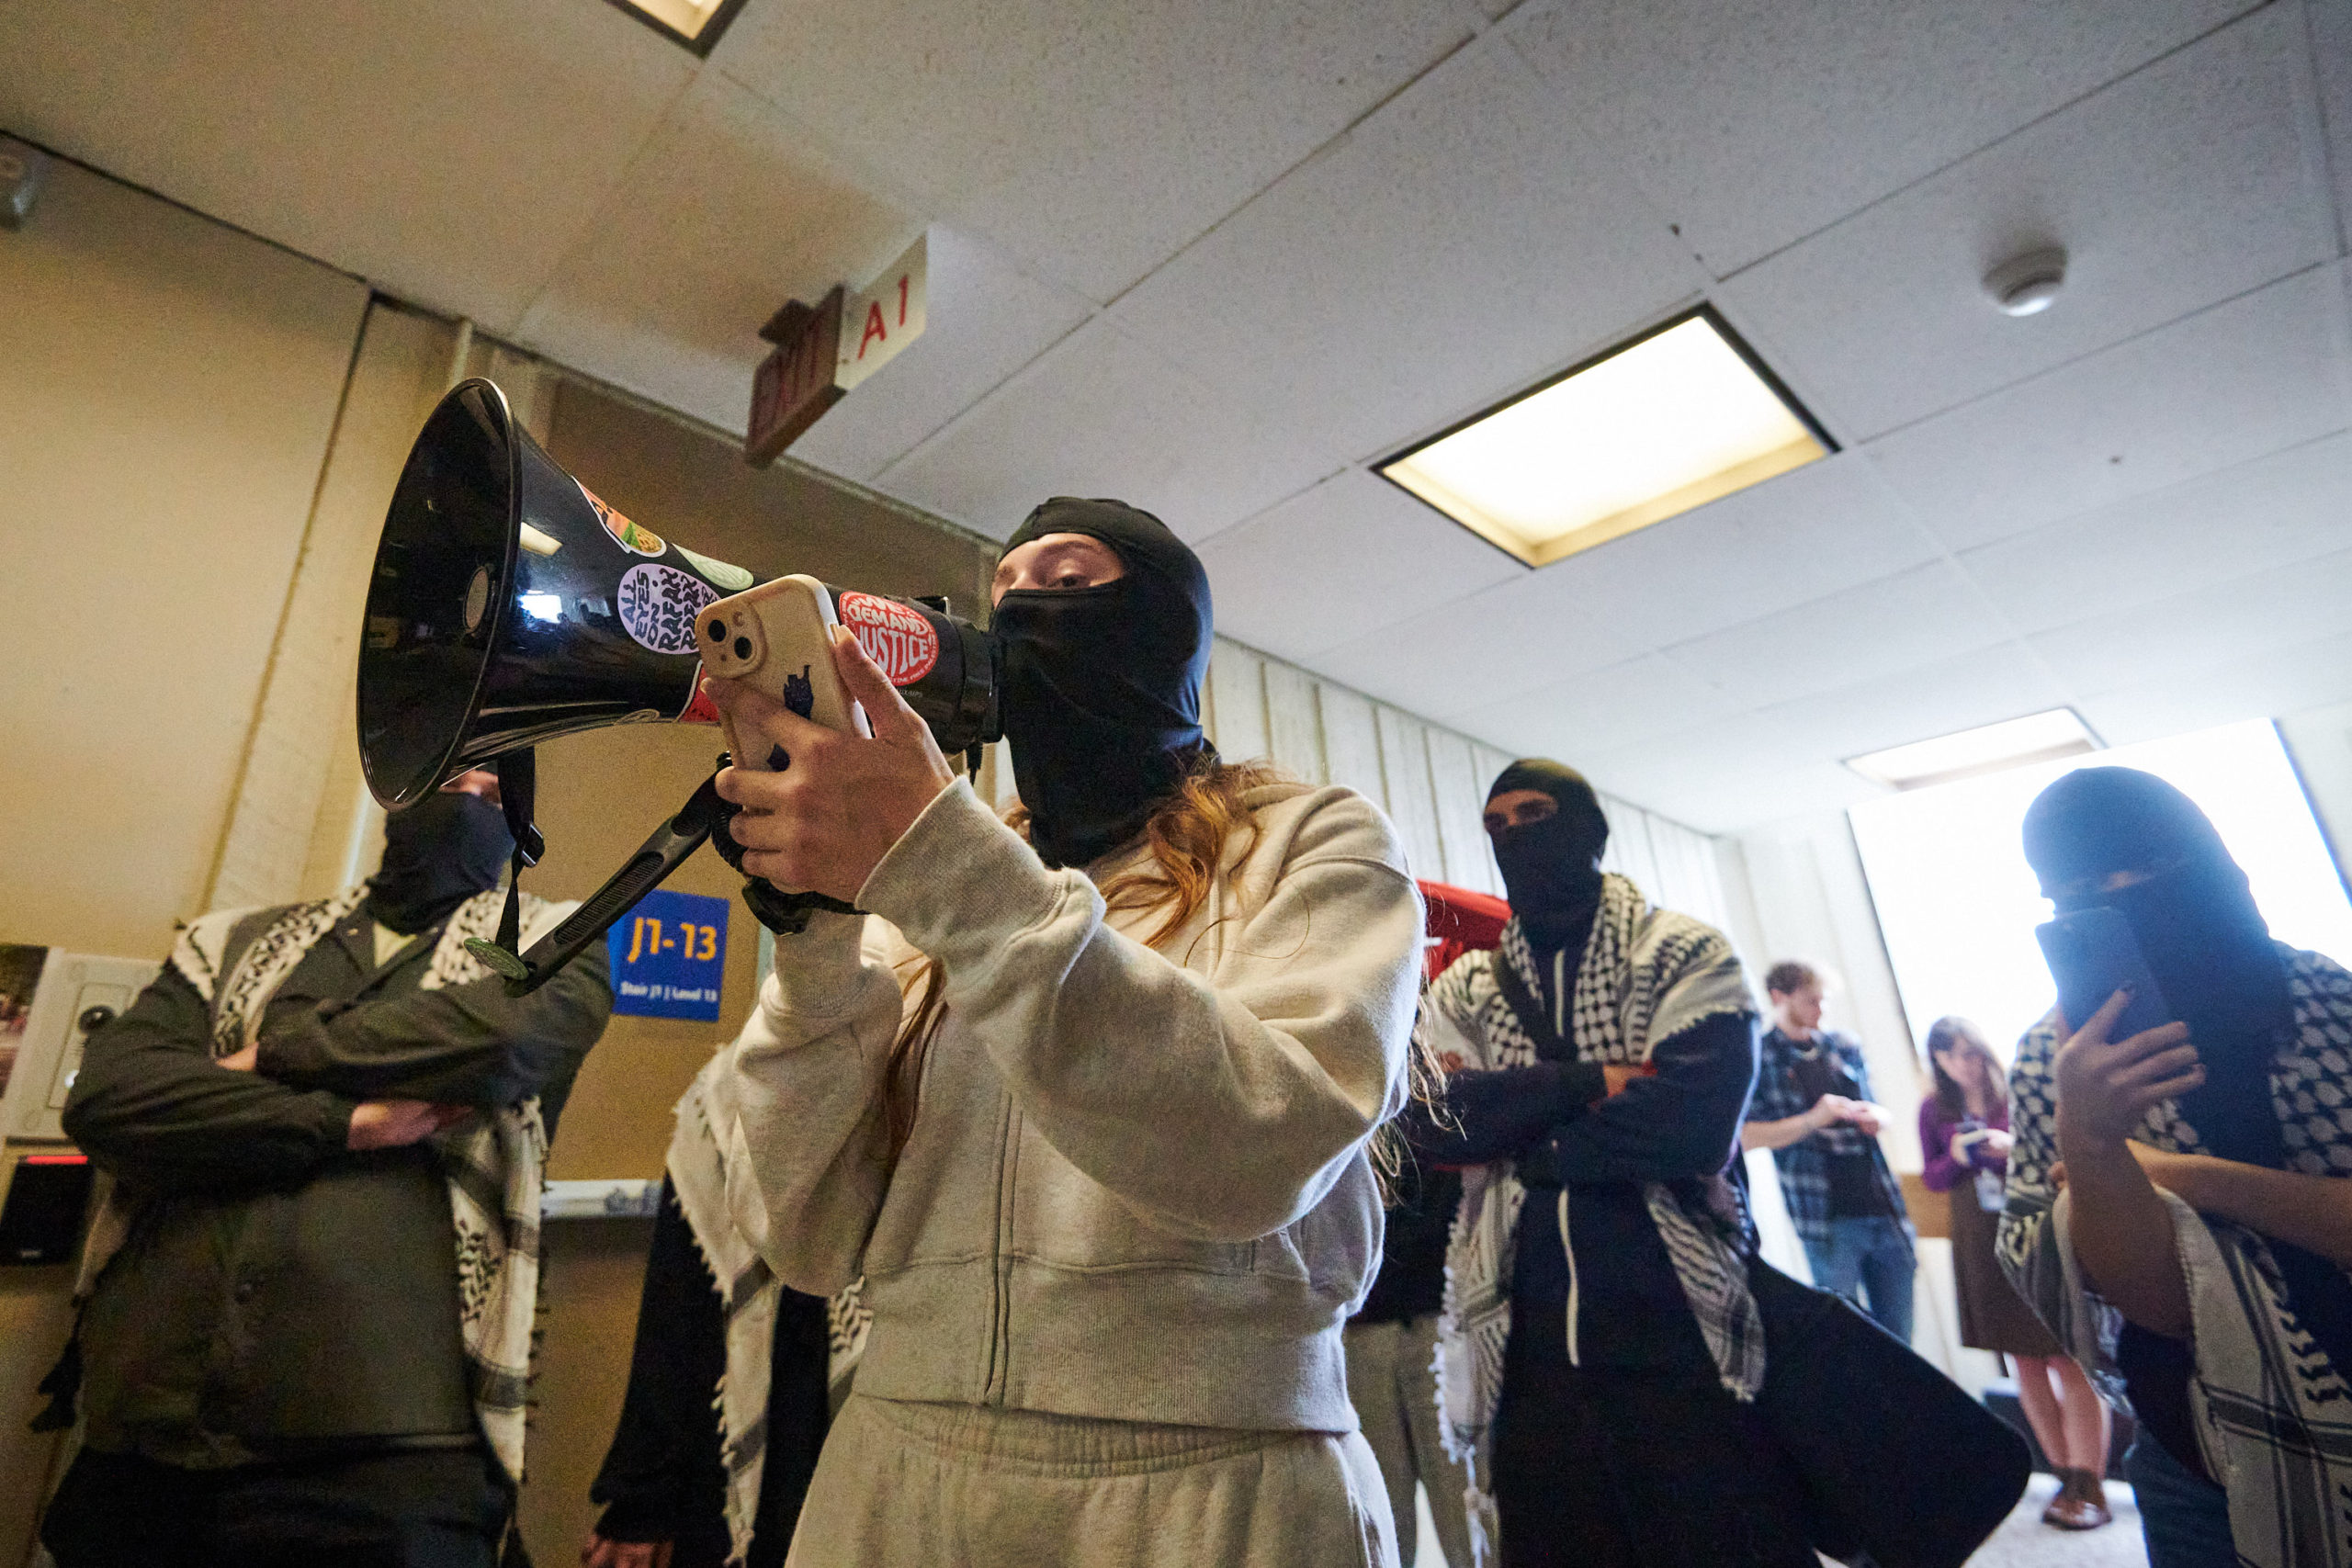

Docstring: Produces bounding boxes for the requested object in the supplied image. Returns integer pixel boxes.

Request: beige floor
[1962,1472,2145,1568]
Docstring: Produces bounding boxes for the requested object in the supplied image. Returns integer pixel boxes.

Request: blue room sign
[606,888,728,1021]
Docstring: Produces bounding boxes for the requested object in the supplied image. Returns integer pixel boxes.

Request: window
[1849,719,2352,1058]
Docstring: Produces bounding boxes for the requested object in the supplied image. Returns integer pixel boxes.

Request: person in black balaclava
[1400,759,1813,1568]
[699,494,1425,1568]
[1482,758,1610,956]
[2002,766,2352,1568]
[45,768,611,1568]
[989,496,1216,868]
[368,771,515,933]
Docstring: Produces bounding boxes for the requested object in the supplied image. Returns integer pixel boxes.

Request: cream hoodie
[715,775,1421,1433]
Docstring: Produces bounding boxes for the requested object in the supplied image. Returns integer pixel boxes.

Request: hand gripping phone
[2034,906,2176,1040]
[695,575,873,767]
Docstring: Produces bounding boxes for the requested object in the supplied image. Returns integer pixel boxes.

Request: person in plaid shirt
[1743,961,1916,1340]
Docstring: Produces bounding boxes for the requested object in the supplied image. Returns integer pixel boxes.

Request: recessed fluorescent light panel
[604,0,748,53]
[1848,708,2099,791]
[1377,307,1834,570]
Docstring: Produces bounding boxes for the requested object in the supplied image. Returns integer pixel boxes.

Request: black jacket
[62,905,610,1465]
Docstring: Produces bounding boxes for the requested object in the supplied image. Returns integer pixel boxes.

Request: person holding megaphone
[697,498,1422,1568]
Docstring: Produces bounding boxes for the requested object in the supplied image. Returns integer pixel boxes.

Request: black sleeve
[62,965,358,1190]
[592,1179,729,1548]
[1549,1010,1758,1184]
[254,943,612,1122]
[1401,1059,1606,1167]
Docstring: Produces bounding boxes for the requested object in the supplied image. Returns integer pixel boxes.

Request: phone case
[696,574,871,771]
[2034,906,2174,1039]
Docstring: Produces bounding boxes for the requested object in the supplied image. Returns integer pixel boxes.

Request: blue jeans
[2124,1432,2235,1568]
[1803,1215,1915,1343]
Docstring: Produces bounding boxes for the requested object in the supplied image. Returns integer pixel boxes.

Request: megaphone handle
[498,770,729,995]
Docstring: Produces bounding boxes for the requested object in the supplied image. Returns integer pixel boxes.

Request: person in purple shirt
[1919,1016,2111,1530]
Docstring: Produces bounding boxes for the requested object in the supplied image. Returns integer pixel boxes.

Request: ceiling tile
[1658,561,2010,709]
[1749,641,2070,771]
[1301,450,1939,722]
[1959,431,2352,632]
[787,227,1096,482]
[1194,469,1521,664]
[1107,36,1699,468]
[873,318,1335,542]
[1866,263,2352,552]
[1718,6,2337,440]
[1571,711,1883,833]
[0,0,695,333]
[2075,626,2352,748]
[711,0,1472,303]
[1506,0,2256,275]
[1449,654,1744,760]
[514,73,918,434]
[2030,546,2352,695]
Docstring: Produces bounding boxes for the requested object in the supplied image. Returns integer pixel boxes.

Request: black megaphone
[356,378,1000,988]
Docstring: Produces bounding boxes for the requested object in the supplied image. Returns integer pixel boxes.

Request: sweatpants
[785,1393,1399,1567]
[1346,1314,1475,1568]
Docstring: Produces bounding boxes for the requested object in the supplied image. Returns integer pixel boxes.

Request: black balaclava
[993,497,1216,869]
[1487,759,1610,956]
[2022,766,2293,1162]
[2021,768,2352,1390]
[368,789,514,935]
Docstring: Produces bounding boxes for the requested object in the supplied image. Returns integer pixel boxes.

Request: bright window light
[1847,708,2098,791]
[1849,718,2352,1062]
[604,0,746,53]
[1376,309,1832,569]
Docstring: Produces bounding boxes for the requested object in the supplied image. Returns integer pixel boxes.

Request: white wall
[1190,637,1736,925]
[2281,697,2352,897]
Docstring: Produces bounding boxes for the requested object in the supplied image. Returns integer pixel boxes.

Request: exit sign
[606,887,729,1021]
[744,231,927,465]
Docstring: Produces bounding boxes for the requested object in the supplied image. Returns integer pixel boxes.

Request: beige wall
[0,157,370,959]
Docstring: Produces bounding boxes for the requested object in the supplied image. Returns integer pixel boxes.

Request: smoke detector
[1983,247,2067,317]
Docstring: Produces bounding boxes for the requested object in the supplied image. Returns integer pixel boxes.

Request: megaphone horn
[356,378,1002,990]
[356,378,761,810]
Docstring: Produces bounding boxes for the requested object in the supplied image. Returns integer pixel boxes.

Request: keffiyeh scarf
[671,1053,869,1567]
[1999,945,2352,1568]
[1427,874,1758,1562]
[78,885,570,1487]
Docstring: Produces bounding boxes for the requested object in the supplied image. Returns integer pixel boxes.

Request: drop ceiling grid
[784,227,1100,483]
[706,0,1479,306]
[1192,468,1523,666]
[1858,261,2352,555]
[1953,428,2352,634]
[511,70,922,434]
[2074,625,2352,749]
[1498,0,2264,276]
[1101,29,1705,488]
[1713,3,2343,443]
[0,0,703,334]
[870,314,1342,542]
[1292,450,1946,724]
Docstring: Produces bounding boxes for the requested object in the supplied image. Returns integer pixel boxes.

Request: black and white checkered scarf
[81,886,568,1487]
[2001,945,2352,1568]
[669,1053,869,1567]
[1427,874,1759,1563]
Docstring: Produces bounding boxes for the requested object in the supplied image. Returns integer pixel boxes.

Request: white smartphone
[696,574,871,772]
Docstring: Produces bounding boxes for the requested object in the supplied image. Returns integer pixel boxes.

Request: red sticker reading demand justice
[836,592,938,686]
